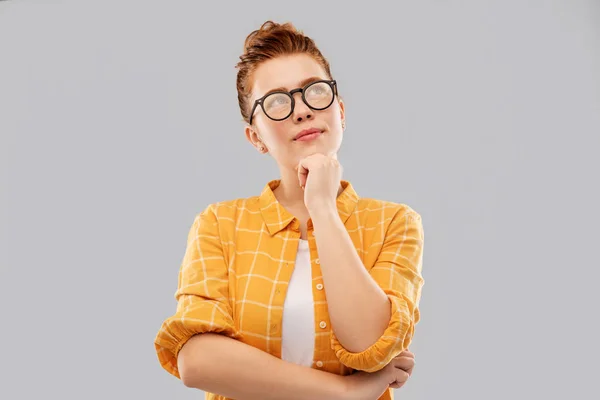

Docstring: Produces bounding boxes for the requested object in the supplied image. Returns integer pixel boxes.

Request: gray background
[2,0,599,398]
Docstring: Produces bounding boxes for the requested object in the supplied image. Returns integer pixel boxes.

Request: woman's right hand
[342,349,415,400]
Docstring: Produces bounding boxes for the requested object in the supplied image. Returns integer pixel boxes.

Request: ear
[245,124,267,153]
[338,98,346,127]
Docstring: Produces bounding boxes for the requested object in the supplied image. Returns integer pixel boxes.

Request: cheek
[324,105,342,123]
[260,124,288,148]
[324,113,342,130]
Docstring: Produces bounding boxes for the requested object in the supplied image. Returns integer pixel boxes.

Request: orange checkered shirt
[154,179,425,400]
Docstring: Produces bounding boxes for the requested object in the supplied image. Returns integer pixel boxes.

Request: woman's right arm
[178,333,349,400]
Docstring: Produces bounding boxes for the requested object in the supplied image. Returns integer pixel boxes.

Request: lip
[294,128,323,141]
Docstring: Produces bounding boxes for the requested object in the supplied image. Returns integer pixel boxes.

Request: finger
[394,369,410,384]
[297,163,308,188]
[396,349,414,359]
[393,356,415,371]
[393,354,413,365]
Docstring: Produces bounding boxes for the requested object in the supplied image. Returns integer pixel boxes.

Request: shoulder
[354,197,424,245]
[356,196,422,223]
[194,194,262,222]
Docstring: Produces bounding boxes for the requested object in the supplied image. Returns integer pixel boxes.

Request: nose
[291,91,313,122]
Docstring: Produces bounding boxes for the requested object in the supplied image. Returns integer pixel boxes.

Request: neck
[273,165,344,210]
[273,167,307,208]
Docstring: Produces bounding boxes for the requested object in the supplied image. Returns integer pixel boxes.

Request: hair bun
[243,20,299,51]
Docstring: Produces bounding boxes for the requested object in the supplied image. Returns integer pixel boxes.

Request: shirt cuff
[330,296,414,372]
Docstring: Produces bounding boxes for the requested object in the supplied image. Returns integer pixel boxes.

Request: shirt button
[319,321,327,329]
[316,283,323,290]
[315,258,320,264]
[316,361,324,368]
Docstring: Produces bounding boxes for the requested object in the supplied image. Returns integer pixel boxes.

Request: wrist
[308,205,338,222]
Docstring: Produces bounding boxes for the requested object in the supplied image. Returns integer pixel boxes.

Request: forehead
[251,53,329,98]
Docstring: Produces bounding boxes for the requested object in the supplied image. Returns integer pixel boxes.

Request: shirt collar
[258,179,359,236]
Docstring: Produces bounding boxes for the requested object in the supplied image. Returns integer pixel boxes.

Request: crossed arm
[154,204,424,397]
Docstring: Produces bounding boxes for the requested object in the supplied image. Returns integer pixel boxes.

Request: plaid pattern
[154,179,425,400]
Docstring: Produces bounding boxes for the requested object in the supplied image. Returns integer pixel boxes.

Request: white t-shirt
[281,239,316,367]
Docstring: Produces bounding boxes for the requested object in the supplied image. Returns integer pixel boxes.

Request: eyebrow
[262,76,324,97]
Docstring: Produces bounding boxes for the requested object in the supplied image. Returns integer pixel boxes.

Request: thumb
[296,162,308,189]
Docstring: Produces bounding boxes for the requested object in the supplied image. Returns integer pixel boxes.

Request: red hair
[235,20,334,124]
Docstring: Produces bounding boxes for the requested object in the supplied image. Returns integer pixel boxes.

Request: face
[245,53,345,170]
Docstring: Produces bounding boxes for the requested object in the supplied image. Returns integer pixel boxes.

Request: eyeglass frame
[248,79,338,125]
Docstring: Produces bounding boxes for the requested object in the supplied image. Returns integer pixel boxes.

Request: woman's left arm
[311,206,425,373]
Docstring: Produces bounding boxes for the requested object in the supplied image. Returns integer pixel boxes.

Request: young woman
[154,20,425,400]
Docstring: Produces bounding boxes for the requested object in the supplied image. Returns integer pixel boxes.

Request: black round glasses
[248,79,338,125]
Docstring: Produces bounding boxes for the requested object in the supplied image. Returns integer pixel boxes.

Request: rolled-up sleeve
[331,208,425,372]
[154,204,241,379]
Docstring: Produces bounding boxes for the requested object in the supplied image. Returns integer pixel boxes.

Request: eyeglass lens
[262,81,334,120]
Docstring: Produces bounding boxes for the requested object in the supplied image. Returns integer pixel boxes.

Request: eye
[264,93,291,110]
[306,82,331,97]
